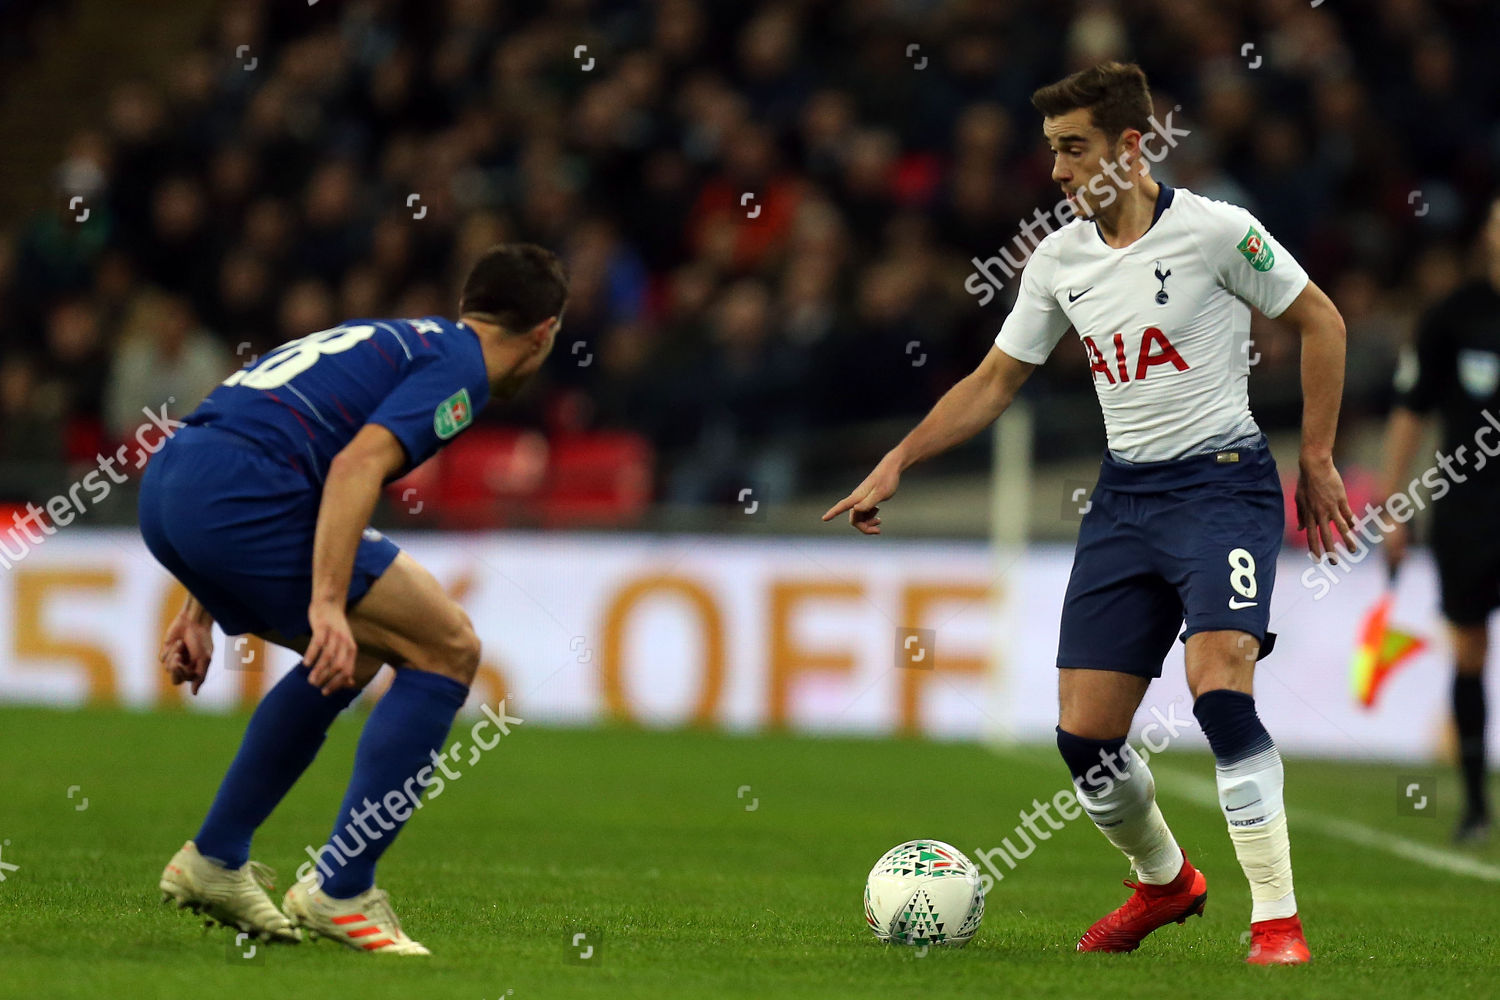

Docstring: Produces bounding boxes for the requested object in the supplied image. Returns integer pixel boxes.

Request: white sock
[1075,744,1183,884]
[1216,745,1297,921]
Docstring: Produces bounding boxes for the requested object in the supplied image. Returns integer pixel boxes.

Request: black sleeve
[1392,299,1451,414]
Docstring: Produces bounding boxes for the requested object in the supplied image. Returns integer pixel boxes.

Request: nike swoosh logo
[1228,597,1258,609]
[1067,287,1093,302]
[1226,799,1262,812]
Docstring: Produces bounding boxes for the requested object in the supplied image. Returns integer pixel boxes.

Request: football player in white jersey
[825,62,1353,965]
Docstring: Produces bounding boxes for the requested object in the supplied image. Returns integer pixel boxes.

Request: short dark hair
[459,243,569,333]
[1031,62,1153,142]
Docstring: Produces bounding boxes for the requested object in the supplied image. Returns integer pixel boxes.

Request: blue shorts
[138,424,400,638]
[1056,438,1283,678]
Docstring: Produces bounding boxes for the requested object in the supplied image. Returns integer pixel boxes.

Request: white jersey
[994,186,1308,463]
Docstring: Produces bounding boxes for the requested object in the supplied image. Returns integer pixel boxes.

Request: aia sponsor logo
[1082,327,1188,385]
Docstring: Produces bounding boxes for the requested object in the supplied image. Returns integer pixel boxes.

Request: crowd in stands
[2,0,1496,515]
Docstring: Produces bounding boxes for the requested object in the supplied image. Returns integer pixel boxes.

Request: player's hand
[305,600,358,696]
[1295,453,1356,562]
[823,451,903,535]
[161,612,214,696]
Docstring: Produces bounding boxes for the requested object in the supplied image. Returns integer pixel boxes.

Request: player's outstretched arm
[823,346,1036,534]
[306,424,407,695]
[1280,280,1356,560]
[161,593,214,695]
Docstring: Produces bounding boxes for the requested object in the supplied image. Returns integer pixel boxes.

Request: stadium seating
[385,428,651,529]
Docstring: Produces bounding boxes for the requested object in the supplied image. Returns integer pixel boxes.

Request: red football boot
[1246,913,1311,965]
[1077,851,1207,953]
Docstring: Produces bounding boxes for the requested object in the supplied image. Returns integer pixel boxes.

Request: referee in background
[1379,198,1500,845]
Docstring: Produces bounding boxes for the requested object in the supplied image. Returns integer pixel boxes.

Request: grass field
[1,706,1496,999]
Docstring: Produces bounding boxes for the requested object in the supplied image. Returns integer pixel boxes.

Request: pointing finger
[822,495,857,521]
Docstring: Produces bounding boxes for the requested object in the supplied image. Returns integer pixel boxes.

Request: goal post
[986,398,1033,747]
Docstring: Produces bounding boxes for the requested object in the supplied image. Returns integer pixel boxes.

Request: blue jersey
[186,317,489,482]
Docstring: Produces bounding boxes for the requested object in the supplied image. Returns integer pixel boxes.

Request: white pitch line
[1152,766,1500,884]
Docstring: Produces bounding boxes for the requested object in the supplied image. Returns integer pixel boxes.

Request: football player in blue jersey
[144,243,567,954]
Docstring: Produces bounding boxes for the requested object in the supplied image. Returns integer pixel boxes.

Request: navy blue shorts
[1056,439,1283,678]
[138,424,401,638]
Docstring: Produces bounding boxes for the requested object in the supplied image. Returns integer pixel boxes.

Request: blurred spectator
[104,291,227,442]
[0,356,65,473]
[212,249,276,353]
[134,175,218,313]
[667,279,805,504]
[40,298,108,421]
[278,279,337,341]
[37,298,109,463]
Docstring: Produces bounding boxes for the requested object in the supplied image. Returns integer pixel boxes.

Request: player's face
[1043,110,1128,219]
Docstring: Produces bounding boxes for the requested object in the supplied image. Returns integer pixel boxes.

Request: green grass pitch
[1,705,1495,999]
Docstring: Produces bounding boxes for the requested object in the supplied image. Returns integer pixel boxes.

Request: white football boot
[159,840,301,942]
[282,871,430,955]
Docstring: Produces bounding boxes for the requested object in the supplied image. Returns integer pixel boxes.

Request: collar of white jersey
[1092,182,1175,247]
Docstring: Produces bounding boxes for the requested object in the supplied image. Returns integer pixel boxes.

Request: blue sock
[195,664,358,869]
[1056,727,1128,794]
[1192,688,1284,827]
[1192,690,1276,762]
[316,669,469,899]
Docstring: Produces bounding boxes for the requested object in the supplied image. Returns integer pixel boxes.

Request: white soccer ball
[864,839,985,947]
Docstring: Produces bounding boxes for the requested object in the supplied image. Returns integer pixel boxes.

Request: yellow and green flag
[1350,585,1427,709]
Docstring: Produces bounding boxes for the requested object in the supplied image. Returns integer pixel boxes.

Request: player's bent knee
[453,615,482,683]
[1057,668,1147,740]
[1184,631,1257,697]
[403,610,480,686]
[442,613,482,685]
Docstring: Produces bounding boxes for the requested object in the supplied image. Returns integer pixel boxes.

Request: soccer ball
[864,839,985,947]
